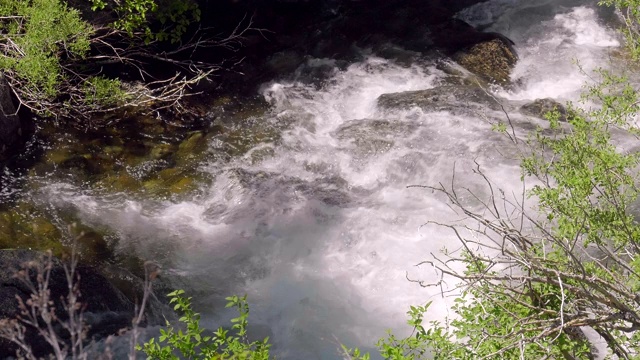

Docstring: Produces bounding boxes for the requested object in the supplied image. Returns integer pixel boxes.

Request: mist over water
[34,0,623,358]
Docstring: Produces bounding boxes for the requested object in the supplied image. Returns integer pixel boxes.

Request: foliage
[0,0,218,126]
[599,0,640,59]
[0,0,92,98]
[83,76,131,108]
[89,0,201,43]
[140,290,272,360]
[154,0,201,43]
[0,0,139,122]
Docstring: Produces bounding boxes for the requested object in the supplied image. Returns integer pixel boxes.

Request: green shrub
[83,77,130,109]
[140,290,272,360]
[89,0,201,43]
[0,0,92,98]
[599,0,640,59]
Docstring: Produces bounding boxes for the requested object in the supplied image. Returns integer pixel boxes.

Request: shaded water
[6,0,627,358]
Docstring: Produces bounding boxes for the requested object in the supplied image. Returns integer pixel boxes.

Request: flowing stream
[16,0,627,358]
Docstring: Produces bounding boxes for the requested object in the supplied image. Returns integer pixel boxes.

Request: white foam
[496,5,619,100]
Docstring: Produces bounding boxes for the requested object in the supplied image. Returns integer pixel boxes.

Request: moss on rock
[454,39,518,85]
[0,208,66,257]
[98,173,142,192]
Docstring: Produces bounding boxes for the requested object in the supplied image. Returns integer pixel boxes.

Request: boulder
[454,38,518,84]
[334,118,418,156]
[520,98,567,121]
[377,84,503,113]
[0,249,135,358]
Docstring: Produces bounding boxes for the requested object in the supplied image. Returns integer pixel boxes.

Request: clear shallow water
[33,0,624,358]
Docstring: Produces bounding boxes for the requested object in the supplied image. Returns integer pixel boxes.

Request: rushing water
[23,0,625,358]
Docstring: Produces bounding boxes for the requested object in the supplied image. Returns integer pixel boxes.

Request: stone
[149,143,176,160]
[0,209,66,256]
[454,38,518,84]
[265,50,305,75]
[377,84,503,113]
[169,177,196,194]
[175,131,208,165]
[520,98,568,121]
[97,173,141,193]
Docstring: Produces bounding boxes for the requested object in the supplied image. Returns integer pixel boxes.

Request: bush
[0,0,246,127]
[140,290,272,360]
[0,0,92,99]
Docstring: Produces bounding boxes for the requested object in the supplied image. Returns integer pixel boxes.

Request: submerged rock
[377,84,503,112]
[334,119,418,156]
[520,98,568,121]
[175,131,208,165]
[141,167,201,197]
[454,38,518,85]
[0,208,66,256]
[98,172,141,193]
[265,50,305,76]
[149,142,177,160]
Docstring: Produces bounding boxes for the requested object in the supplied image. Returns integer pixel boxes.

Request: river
[5,0,625,358]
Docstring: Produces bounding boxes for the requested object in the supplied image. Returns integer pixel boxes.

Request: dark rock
[520,98,567,121]
[454,38,518,84]
[177,0,499,95]
[0,249,135,359]
[265,50,305,76]
[377,84,503,113]
[0,73,24,163]
[374,43,422,66]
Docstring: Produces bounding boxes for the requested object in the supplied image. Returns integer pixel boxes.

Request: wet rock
[157,167,182,182]
[169,177,196,194]
[128,159,171,180]
[149,143,177,160]
[98,173,141,193]
[520,98,568,121]
[211,115,282,158]
[377,84,503,112]
[44,147,77,166]
[266,50,305,75]
[454,38,518,84]
[374,43,422,66]
[0,249,134,359]
[335,119,418,155]
[436,60,485,87]
[294,58,342,86]
[0,208,66,256]
[72,227,113,266]
[249,146,276,165]
[43,146,111,176]
[142,168,199,197]
[336,119,417,139]
[175,131,208,164]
